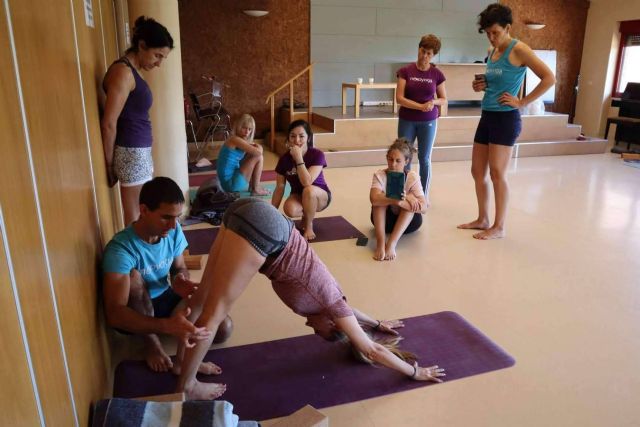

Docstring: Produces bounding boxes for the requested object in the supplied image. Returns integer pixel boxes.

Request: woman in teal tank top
[457,3,555,240]
[216,114,270,195]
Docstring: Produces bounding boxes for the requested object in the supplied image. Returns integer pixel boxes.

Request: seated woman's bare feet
[184,380,227,400]
[473,227,505,240]
[373,244,385,261]
[250,185,271,196]
[172,361,222,376]
[457,219,490,230]
[144,341,173,372]
[384,243,397,261]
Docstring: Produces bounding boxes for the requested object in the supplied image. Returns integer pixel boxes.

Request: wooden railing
[265,63,313,150]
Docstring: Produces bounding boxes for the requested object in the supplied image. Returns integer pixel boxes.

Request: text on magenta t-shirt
[397,63,446,122]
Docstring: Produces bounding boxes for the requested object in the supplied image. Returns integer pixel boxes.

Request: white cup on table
[356,78,363,84]
[369,77,374,84]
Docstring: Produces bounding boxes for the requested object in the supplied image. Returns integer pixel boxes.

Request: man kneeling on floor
[102,176,232,373]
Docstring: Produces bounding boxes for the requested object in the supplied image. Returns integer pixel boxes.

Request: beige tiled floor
[177,151,640,425]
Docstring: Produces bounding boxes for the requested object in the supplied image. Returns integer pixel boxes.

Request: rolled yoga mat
[184,216,366,255]
[113,311,515,421]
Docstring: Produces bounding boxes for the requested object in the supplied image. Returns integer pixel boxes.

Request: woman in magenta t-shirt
[396,34,447,206]
[272,120,331,241]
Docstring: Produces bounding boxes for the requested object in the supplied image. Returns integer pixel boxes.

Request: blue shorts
[474,110,522,147]
[219,170,249,192]
[151,287,182,318]
[115,286,181,334]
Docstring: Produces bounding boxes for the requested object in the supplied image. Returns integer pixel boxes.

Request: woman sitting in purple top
[101,16,173,225]
[173,198,445,400]
[272,120,331,241]
[396,34,448,207]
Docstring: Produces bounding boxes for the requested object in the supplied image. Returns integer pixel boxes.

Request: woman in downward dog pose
[175,198,445,399]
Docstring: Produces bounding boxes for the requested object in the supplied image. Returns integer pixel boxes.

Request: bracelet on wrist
[411,364,418,378]
[296,162,305,167]
[374,320,381,330]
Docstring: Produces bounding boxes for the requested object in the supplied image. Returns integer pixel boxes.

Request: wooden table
[341,82,397,118]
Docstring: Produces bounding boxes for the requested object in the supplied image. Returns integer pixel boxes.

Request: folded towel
[92,398,258,427]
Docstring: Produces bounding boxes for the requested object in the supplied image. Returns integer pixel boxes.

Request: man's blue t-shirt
[102,223,188,298]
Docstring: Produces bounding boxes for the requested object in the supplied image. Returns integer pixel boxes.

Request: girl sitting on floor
[174,198,445,400]
[272,120,331,241]
[216,114,270,196]
[370,139,426,261]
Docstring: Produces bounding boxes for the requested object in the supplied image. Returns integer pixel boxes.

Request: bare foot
[144,340,173,372]
[184,379,227,400]
[198,361,222,375]
[373,244,385,261]
[457,219,490,230]
[250,186,271,196]
[384,243,397,261]
[172,361,222,376]
[473,227,505,240]
[303,227,316,241]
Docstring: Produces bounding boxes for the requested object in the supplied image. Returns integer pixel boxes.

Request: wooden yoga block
[270,405,329,427]
[184,255,203,270]
[622,153,640,160]
[134,392,185,402]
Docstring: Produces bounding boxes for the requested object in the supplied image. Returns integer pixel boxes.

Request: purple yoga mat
[184,216,366,255]
[189,170,278,187]
[113,311,515,421]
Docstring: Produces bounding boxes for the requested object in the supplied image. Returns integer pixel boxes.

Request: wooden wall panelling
[502,0,590,114]
[71,0,118,414]
[0,216,42,427]
[9,0,112,424]
[73,0,119,246]
[0,1,77,424]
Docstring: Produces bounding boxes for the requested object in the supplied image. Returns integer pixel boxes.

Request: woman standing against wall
[396,34,447,207]
[457,3,555,239]
[101,16,174,225]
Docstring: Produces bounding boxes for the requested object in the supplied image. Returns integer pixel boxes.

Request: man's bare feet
[473,226,505,240]
[250,186,271,196]
[184,379,227,400]
[384,243,397,261]
[373,244,385,261]
[457,219,490,230]
[144,339,173,372]
[172,361,222,376]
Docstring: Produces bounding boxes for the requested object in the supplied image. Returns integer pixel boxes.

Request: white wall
[574,0,640,137]
[311,0,493,106]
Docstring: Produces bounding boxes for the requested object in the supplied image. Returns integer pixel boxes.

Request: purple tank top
[111,58,153,148]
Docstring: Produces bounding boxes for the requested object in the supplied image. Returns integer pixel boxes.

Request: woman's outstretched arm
[334,315,445,382]
[351,307,404,335]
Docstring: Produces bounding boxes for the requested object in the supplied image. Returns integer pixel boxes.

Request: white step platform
[271,106,608,168]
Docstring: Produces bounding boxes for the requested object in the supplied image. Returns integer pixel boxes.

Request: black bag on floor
[190,176,239,216]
